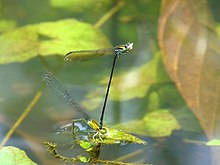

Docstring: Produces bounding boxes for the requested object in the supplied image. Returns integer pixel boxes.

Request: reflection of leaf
[81,88,104,111]
[158,0,220,138]
[115,109,180,137]
[174,106,202,133]
[0,146,37,165]
[81,52,171,111]
[0,19,111,64]
[147,91,160,112]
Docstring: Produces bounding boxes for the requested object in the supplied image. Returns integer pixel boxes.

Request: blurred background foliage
[0,0,219,164]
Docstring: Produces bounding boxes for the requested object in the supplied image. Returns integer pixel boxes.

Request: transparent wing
[42,72,91,121]
[64,48,115,62]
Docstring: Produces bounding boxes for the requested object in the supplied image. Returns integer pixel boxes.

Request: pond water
[0,0,215,165]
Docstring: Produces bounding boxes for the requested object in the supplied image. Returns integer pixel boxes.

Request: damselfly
[42,72,147,164]
[64,42,133,129]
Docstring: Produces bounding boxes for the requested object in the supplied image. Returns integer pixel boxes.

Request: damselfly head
[126,42,133,51]
[115,42,133,55]
[64,52,72,61]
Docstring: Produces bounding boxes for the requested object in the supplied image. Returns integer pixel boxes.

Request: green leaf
[115,109,181,137]
[0,19,111,64]
[78,156,89,163]
[79,140,92,150]
[0,146,37,165]
[0,20,16,33]
[206,139,220,146]
[91,126,147,145]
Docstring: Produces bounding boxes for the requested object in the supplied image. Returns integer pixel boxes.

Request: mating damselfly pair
[65,42,133,129]
[43,43,148,164]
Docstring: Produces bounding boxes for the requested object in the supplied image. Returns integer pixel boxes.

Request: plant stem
[94,1,125,28]
[0,90,42,149]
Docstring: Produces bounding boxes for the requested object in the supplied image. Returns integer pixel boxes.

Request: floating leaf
[144,109,180,137]
[158,0,220,138]
[0,19,111,64]
[115,109,180,137]
[0,146,37,165]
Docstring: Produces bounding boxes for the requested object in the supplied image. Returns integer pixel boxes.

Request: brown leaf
[158,0,220,139]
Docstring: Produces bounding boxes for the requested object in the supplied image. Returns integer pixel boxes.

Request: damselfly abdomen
[64,42,133,61]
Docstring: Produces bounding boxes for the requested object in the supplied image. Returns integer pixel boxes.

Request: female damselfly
[42,72,147,164]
